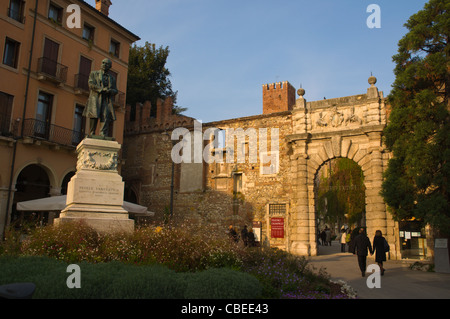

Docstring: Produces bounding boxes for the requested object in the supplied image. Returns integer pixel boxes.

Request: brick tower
[262,81,296,114]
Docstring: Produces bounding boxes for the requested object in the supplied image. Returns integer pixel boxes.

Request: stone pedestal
[54,138,134,233]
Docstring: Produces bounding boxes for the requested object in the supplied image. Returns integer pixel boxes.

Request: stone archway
[286,77,398,259]
[124,186,138,204]
[12,164,52,227]
[61,171,76,195]
[314,157,366,250]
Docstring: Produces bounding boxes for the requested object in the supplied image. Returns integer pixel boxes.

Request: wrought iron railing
[37,57,68,83]
[22,118,83,147]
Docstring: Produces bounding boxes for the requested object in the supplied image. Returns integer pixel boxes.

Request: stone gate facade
[122,76,400,259]
[286,76,395,257]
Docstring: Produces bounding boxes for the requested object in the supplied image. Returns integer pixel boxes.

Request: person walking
[347,227,356,254]
[228,225,238,243]
[317,229,322,246]
[351,228,373,277]
[247,228,256,247]
[325,227,332,246]
[340,227,347,253]
[320,229,327,246]
[372,230,388,275]
[241,225,249,247]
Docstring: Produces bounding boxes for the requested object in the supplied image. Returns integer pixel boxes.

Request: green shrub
[183,268,262,299]
[0,255,85,298]
[106,264,186,299]
[0,221,348,299]
[0,256,261,299]
[239,247,332,298]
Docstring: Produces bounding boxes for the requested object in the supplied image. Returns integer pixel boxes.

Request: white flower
[330,279,358,299]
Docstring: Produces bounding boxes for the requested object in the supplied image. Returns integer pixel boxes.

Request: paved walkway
[307,241,450,299]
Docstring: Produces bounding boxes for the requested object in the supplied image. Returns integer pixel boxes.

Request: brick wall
[262,81,296,115]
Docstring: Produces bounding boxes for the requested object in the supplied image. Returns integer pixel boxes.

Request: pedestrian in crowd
[228,224,238,243]
[325,227,332,246]
[247,228,256,247]
[347,227,356,253]
[241,225,249,246]
[317,229,322,246]
[320,229,327,246]
[351,227,373,277]
[346,230,352,245]
[340,227,347,253]
[372,230,388,275]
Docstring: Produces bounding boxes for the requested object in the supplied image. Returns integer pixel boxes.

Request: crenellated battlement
[124,98,195,135]
[263,81,292,91]
[262,81,296,114]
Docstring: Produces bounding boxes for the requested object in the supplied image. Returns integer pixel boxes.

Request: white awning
[16,195,155,217]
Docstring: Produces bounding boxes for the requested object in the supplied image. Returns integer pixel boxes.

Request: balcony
[37,57,68,84]
[22,118,83,147]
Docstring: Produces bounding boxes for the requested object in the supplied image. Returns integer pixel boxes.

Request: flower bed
[1,221,355,299]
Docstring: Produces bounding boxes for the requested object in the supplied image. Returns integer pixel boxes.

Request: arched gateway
[285,76,397,258]
[122,76,402,260]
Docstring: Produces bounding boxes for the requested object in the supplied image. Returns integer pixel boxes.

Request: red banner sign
[271,217,284,238]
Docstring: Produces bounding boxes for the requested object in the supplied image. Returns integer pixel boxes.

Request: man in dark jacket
[228,225,238,243]
[351,228,373,277]
[241,225,249,246]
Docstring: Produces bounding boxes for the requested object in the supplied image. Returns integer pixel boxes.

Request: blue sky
[106,0,429,123]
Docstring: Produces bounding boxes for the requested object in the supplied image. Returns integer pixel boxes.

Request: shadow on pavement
[307,241,450,299]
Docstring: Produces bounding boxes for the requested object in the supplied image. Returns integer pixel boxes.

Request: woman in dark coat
[372,230,387,275]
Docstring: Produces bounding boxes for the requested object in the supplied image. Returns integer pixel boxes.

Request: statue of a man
[83,58,117,137]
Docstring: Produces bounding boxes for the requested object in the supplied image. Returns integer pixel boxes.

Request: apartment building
[0,0,139,235]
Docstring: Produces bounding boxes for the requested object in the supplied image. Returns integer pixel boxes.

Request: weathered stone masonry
[122,77,399,258]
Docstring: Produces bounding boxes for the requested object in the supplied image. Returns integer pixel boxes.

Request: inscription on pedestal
[78,185,121,197]
[68,178,124,206]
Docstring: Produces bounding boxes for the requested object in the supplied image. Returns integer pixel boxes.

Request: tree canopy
[126,42,186,118]
[381,0,450,235]
[316,158,366,227]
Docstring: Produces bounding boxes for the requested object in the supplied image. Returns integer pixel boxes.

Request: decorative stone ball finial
[295,86,306,109]
[368,75,377,87]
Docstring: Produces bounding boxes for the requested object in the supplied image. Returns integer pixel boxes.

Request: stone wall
[122,77,399,257]
[123,102,296,248]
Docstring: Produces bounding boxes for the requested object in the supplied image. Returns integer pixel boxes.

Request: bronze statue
[83,58,117,137]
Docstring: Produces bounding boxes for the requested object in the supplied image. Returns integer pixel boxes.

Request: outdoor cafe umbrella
[16,195,154,217]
